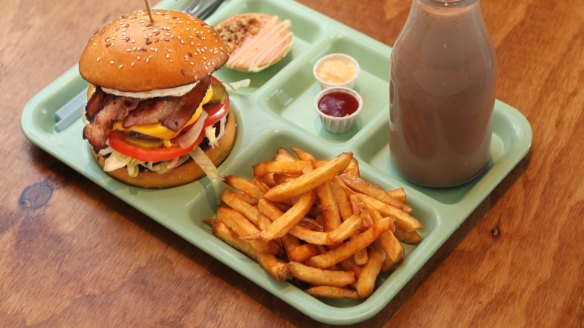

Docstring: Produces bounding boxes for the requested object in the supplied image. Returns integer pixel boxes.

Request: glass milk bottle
[389,0,496,187]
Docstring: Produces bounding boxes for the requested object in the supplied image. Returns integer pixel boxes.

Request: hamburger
[79,9,235,188]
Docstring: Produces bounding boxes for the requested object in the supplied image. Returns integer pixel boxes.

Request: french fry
[355,248,385,297]
[281,234,301,261]
[331,177,353,221]
[221,189,272,230]
[356,193,423,231]
[252,177,272,192]
[257,173,277,188]
[216,206,259,236]
[376,231,404,272]
[394,228,422,244]
[213,220,290,281]
[275,147,296,162]
[327,214,362,243]
[257,198,282,221]
[235,191,259,205]
[224,175,265,200]
[257,198,326,244]
[343,158,360,176]
[305,220,390,269]
[306,286,360,299]
[340,174,412,212]
[288,243,319,262]
[291,147,316,162]
[388,188,407,203]
[253,160,310,177]
[216,207,279,255]
[340,257,362,277]
[260,191,315,240]
[317,182,342,231]
[298,217,323,231]
[347,195,369,265]
[288,262,355,287]
[263,152,353,202]
[288,225,329,245]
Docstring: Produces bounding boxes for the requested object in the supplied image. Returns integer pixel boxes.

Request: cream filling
[228,16,292,72]
[102,81,199,99]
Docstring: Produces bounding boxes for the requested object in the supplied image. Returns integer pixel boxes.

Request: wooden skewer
[144,0,155,23]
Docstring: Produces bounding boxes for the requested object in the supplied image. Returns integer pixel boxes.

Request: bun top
[79,10,230,92]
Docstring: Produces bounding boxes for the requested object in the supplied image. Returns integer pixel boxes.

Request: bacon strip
[83,95,139,152]
[122,98,176,128]
[161,77,211,131]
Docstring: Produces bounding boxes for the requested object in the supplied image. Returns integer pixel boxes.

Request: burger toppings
[93,77,231,176]
[83,77,212,153]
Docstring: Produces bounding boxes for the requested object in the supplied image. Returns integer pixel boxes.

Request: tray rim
[19,0,533,325]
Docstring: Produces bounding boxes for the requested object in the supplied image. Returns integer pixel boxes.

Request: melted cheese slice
[112,85,213,141]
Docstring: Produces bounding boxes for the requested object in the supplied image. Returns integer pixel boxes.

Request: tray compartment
[260,35,389,143]
[209,0,325,94]
[201,128,441,307]
[354,104,522,205]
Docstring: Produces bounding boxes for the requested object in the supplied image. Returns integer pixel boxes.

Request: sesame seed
[119,64,124,69]
[96,57,100,62]
[109,60,115,65]
[130,62,135,67]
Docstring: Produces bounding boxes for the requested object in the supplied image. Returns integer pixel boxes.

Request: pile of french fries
[210,148,423,299]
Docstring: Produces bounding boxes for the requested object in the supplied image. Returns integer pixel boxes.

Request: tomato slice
[204,95,230,127]
[109,130,204,162]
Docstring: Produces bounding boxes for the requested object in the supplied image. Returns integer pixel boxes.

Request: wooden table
[2,0,583,326]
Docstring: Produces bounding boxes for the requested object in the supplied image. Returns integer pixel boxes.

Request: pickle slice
[208,81,226,105]
[124,133,163,149]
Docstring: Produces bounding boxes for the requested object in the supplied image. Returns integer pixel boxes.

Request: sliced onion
[190,147,221,181]
[176,110,208,149]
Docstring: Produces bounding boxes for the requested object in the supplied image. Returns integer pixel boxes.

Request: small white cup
[314,87,363,134]
[313,53,360,89]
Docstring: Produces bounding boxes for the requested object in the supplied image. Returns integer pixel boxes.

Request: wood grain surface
[2,0,583,327]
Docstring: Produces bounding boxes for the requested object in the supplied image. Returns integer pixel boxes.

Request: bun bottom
[92,112,236,189]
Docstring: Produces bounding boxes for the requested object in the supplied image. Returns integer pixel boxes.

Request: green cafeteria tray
[20,0,533,324]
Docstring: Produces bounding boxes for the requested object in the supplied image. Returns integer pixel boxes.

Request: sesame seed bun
[79,9,230,92]
[215,13,293,72]
[92,111,237,189]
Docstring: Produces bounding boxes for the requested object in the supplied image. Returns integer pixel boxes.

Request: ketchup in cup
[318,91,360,117]
[314,87,363,134]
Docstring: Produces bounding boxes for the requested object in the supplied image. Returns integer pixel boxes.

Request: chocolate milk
[389,0,496,187]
